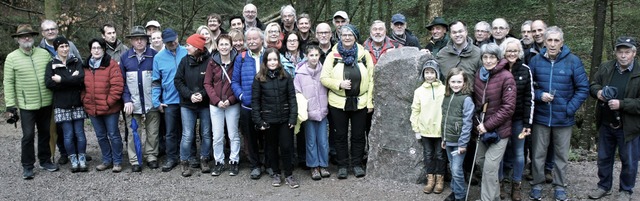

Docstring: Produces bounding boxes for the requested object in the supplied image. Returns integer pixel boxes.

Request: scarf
[337,41,357,66]
[389,32,407,46]
[89,57,102,69]
[479,66,491,82]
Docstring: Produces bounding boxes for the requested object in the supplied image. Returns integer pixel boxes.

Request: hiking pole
[466,102,488,201]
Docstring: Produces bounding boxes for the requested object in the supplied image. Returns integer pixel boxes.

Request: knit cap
[186,34,206,51]
[53,36,69,51]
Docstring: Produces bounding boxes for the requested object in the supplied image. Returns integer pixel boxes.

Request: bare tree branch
[0,1,44,15]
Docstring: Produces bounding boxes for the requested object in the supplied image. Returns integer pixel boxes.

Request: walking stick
[466,102,488,201]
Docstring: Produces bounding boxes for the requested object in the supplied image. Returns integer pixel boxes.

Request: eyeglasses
[341,34,354,38]
[91,47,103,51]
[317,31,331,36]
[243,10,257,14]
[268,30,279,34]
[492,27,508,31]
[506,49,519,54]
[43,28,58,32]
[287,39,298,43]
[475,30,490,33]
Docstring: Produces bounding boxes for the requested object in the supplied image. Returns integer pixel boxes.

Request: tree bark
[428,0,443,21]
[44,0,60,20]
[546,0,556,26]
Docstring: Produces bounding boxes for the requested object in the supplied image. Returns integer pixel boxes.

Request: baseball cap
[391,14,406,24]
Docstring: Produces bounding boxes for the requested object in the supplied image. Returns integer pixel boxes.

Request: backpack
[332,52,369,68]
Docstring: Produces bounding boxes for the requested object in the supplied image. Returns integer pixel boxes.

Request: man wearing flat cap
[4,24,59,180]
[588,36,639,201]
[424,16,450,56]
[120,26,160,173]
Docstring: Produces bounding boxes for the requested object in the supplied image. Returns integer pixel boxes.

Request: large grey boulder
[367,47,432,183]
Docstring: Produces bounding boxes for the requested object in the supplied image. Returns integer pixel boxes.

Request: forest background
[0,0,638,158]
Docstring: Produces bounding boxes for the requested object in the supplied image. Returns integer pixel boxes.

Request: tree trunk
[44,0,60,20]
[428,0,443,21]
[546,0,556,26]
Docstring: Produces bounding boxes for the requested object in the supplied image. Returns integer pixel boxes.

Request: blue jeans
[304,118,329,168]
[211,104,241,163]
[90,112,123,165]
[60,118,87,156]
[163,104,182,162]
[597,124,639,193]
[500,121,525,182]
[446,146,467,200]
[180,107,212,161]
[422,137,446,174]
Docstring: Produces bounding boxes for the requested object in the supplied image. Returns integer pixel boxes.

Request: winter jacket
[174,51,211,109]
[362,37,401,65]
[231,49,263,109]
[39,38,83,64]
[82,54,124,116]
[510,60,535,128]
[394,29,421,49]
[106,39,129,64]
[436,37,482,79]
[251,70,297,125]
[120,48,158,114]
[205,49,239,107]
[45,55,84,109]
[442,93,474,148]
[425,34,449,56]
[473,59,517,139]
[294,61,329,121]
[411,81,445,138]
[320,44,375,110]
[529,45,589,127]
[590,59,640,142]
[152,46,187,108]
[3,47,53,110]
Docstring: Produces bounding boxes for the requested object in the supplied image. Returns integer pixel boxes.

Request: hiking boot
[57,156,69,165]
[112,164,122,173]
[271,174,282,187]
[529,186,543,201]
[96,163,112,171]
[69,154,79,173]
[587,188,611,199]
[189,158,200,168]
[311,168,321,180]
[229,161,239,176]
[78,154,88,172]
[285,175,300,188]
[423,174,435,194]
[499,181,508,199]
[353,166,366,178]
[617,191,632,201]
[511,181,522,201]
[22,167,34,180]
[545,170,553,183]
[200,158,210,173]
[337,168,348,179]
[211,162,224,176]
[147,160,159,169]
[181,161,192,177]
[161,160,178,172]
[319,167,331,178]
[444,192,455,201]
[250,168,262,180]
[40,161,59,172]
[554,188,568,201]
[434,174,444,194]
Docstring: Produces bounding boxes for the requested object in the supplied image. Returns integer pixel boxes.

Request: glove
[415,133,422,140]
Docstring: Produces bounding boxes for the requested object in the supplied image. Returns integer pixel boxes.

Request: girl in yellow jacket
[410,60,446,194]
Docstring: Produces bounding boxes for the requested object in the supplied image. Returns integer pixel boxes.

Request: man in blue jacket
[152,28,187,172]
[528,26,589,201]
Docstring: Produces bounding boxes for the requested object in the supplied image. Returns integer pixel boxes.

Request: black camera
[6,109,19,128]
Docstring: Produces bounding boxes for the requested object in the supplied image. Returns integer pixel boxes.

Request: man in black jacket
[389,13,421,49]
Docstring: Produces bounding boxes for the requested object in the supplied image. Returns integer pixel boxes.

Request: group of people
[3,3,638,200]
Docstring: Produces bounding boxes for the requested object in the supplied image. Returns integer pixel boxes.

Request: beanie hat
[53,36,69,51]
[342,24,360,41]
[421,59,441,81]
[186,34,206,51]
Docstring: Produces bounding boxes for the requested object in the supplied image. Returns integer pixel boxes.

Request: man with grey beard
[362,20,401,65]
[4,24,58,180]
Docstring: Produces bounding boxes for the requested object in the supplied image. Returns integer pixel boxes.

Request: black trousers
[329,107,367,168]
[20,106,53,168]
[265,123,294,176]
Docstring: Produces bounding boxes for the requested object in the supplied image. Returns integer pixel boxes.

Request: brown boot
[500,181,508,199]
[423,174,435,194]
[511,181,522,201]
[434,174,444,194]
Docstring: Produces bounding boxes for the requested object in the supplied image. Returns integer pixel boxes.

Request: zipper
[30,53,43,107]
[548,61,554,127]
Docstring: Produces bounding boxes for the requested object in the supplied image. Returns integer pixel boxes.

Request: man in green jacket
[4,24,57,180]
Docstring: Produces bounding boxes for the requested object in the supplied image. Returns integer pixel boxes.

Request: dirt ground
[0,122,637,201]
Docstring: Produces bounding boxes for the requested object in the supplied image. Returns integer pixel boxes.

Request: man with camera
[4,24,58,180]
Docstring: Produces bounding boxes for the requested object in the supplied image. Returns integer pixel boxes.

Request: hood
[539,45,572,61]
[212,48,238,65]
[420,59,441,81]
[84,53,112,68]
[488,58,509,74]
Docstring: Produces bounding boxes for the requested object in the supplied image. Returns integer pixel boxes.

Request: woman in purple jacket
[472,43,516,201]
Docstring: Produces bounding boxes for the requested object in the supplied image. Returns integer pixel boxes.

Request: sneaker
[161,160,178,172]
[271,174,282,187]
[112,164,122,173]
[337,168,348,179]
[57,156,69,165]
[40,161,59,172]
[529,186,543,201]
[211,162,224,176]
[250,168,262,180]
[319,167,331,178]
[285,175,300,188]
[311,168,321,180]
[618,191,632,201]
[554,188,568,201]
[265,167,274,176]
[353,166,366,178]
[587,188,611,199]
[22,167,34,180]
[229,162,239,176]
[96,163,112,171]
